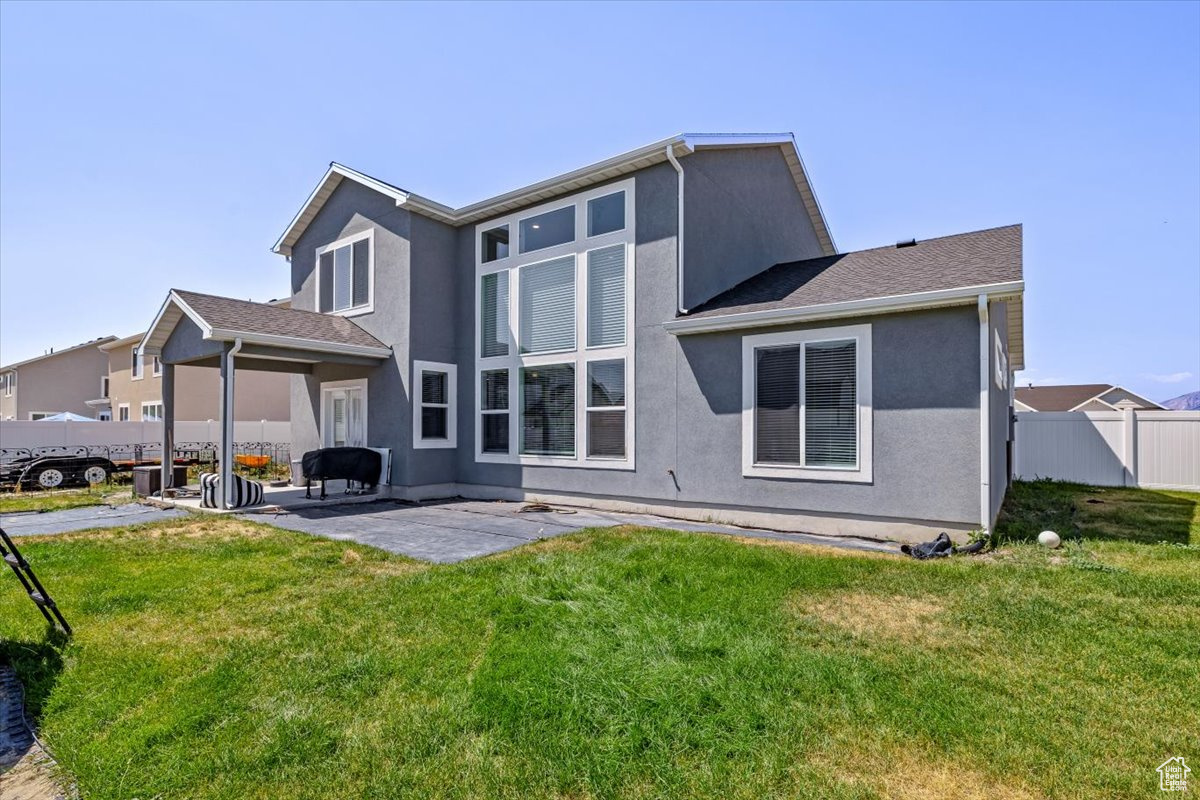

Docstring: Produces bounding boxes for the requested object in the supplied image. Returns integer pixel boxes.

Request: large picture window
[317,230,373,315]
[742,324,872,482]
[475,179,634,468]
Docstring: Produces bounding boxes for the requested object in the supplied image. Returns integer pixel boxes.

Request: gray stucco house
[141,133,1024,541]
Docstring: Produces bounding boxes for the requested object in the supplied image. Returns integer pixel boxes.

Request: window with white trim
[316,230,373,315]
[131,349,143,380]
[742,324,873,482]
[413,361,456,449]
[142,402,164,422]
[100,376,110,398]
[475,179,635,469]
[152,356,162,377]
[118,404,130,422]
[1,371,12,397]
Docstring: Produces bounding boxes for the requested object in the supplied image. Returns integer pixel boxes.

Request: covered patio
[138,289,392,509]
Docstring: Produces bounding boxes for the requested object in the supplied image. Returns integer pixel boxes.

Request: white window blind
[420,370,449,440]
[319,235,371,313]
[519,256,575,354]
[521,364,575,456]
[804,340,857,467]
[587,359,625,458]
[754,346,801,465]
[481,369,509,454]
[480,272,509,358]
[587,245,626,348]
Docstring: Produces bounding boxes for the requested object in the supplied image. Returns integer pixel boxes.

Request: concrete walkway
[0,504,187,537]
[243,499,900,563]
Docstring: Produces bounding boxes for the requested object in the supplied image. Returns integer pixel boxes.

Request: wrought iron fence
[0,441,292,491]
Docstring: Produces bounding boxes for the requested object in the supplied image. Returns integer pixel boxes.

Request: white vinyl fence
[0,419,289,461]
[1014,410,1200,491]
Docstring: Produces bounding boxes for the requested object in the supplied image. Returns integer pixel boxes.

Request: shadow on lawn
[996,479,1198,545]
[0,627,68,723]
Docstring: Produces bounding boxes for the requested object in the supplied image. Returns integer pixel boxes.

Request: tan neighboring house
[1014,383,1164,412]
[0,337,117,420]
[98,331,291,422]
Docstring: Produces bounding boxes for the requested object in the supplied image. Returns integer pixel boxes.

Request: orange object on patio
[234,455,271,468]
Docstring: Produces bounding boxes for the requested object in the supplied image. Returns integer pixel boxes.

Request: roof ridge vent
[896,238,917,248]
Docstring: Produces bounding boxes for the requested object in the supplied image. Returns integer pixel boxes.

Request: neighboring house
[140,133,1024,540]
[97,318,292,423]
[1014,383,1164,412]
[0,337,117,420]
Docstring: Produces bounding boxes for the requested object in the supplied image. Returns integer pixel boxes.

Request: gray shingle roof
[173,290,388,351]
[685,224,1022,319]
[1015,384,1113,411]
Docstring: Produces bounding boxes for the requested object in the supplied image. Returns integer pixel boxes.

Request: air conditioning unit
[367,447,391,486]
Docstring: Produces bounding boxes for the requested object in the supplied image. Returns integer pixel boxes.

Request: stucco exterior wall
[0,344,110,420]
[289,180,410,476]
[682,146,826,310]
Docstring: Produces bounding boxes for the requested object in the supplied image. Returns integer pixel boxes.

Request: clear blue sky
[1,1,1197,401]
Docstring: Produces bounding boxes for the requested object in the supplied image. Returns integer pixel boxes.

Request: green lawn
[1,483,1197,799]
[0,487,128,514]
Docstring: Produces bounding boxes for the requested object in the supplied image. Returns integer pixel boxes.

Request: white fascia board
[205,328,391,359]
[1105,385,1166,410]
[138,292,211,356]
[272,163,409,256]
[664,281,1025,335]
[405,135,689,225]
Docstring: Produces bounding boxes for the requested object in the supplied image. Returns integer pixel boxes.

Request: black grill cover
[301,447,382,487]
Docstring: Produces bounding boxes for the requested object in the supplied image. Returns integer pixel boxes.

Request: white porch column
[160,362,175,492]
[218,344,238,509]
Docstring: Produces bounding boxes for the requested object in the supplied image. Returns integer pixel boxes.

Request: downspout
[977,295,990,534]
[222,338,243,509]
[665,145,686,315]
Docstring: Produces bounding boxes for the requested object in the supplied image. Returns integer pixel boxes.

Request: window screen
[587,245,625,348]
[480,272,509,358]
[420,370,449,440]
[587,359,625,458]
[521,364,575,456]
[519,256,575,353]
[481,369,509,454]
[804,340,857,467]
[754,346,800,465]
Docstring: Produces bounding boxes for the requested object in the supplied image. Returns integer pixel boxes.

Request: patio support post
[218,344,237,510]
[160,362,175,493]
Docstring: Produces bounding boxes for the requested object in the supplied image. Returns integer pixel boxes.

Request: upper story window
[152,356,162,377]
[1,371,13,397]
[587,191,625,237]
[131,349,143,380]
[481,225,509,263]
[316,229,373,315]
[741,324,873,483]
[519,205,575,254]
[100,376,109,398]
[475,179,635,470]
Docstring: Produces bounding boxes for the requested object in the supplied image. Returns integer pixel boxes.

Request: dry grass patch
[793,591,951,647]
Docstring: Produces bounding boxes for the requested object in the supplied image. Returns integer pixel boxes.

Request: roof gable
[139,290,391,359]
[272,133,836,258]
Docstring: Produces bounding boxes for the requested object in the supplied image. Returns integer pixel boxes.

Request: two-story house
[140,133,1023,541]
[0,337,116,420]
[97,325,292,423]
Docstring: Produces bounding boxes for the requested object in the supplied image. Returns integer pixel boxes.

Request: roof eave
[664,281,1025,336]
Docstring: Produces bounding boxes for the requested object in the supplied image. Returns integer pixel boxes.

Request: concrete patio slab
[0,503,187,537]
[242,498,900,563]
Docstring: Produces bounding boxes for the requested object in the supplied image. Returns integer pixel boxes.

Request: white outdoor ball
[1038,530,1062,549]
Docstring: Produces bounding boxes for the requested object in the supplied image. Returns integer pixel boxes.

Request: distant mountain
[1162,390,1200,410]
